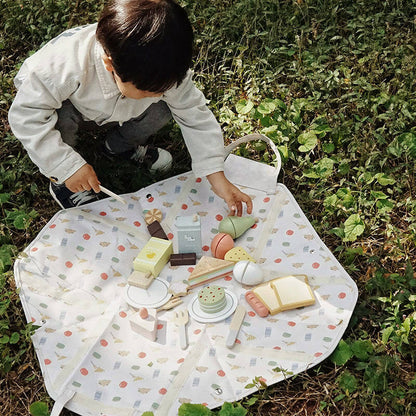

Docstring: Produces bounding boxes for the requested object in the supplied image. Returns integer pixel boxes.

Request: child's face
[102,54,164,100]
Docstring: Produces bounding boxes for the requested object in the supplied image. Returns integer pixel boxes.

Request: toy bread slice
[271,275,315,311]
[187,256,234,289]
[252,283,281,315]
[224,247,256,263]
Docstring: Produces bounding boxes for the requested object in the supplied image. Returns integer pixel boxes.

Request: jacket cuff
[44,154,87,184]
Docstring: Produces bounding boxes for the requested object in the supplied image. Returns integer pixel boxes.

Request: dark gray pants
[55,100,172,153]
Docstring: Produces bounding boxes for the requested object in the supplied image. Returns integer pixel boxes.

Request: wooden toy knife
[226,305,246,349]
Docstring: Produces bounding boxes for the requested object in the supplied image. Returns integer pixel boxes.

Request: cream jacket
[8,23,225,183]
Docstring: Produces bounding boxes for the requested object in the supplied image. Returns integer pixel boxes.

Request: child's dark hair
[96,0,193,93]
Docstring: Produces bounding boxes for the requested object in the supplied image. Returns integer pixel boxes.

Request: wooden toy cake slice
[129,308,158,341]
[187,256,234,289]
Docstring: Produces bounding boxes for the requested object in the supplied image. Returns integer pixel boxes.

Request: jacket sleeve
[163,71,225,178]
[8,67,87,184]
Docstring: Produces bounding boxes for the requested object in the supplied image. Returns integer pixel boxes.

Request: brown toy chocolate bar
[147,220,168,240]
[170,253,197,266]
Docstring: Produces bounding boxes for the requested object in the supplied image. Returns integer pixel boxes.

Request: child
[8,0,252,216]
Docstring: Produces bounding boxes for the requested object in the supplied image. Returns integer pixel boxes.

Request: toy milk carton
[175,215,202,257]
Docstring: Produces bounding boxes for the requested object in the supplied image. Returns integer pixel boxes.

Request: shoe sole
[49,183,66,209]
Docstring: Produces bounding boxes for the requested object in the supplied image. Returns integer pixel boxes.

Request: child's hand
[206,171,253,216]
[64,164,101,193]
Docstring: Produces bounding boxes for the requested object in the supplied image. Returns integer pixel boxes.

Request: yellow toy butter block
[133,237,173,277]
[224,246,256,263]
[271,275,315,311]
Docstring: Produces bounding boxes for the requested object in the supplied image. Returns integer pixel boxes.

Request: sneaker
[49,182,100,209]
[104,142,172,174]
[131,145,172,173]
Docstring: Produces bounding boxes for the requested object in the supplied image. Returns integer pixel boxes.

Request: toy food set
[14,134,357,416]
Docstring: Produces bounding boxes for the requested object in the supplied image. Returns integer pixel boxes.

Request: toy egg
[211,233,234,259]
[218,216,256,239]
[233,261,264,286]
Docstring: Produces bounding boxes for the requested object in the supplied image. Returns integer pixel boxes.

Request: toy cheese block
[133,237,173,277]
[224,246,256,263]
[187,256,234,289]
[175,215,202,257]
[248,275,315,316]
[218,216,256,239]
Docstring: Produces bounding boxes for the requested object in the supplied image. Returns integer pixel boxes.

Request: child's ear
[102,54,114,72]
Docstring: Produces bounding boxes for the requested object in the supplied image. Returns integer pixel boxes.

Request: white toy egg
[233,261,264,286]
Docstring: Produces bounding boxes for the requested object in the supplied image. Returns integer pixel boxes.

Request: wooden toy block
[271,275,315,311]
[133,237,173,277]
[147,220,168,240]
[170,253,197,266]
[175,215,202,257]
[129,308,158,341]
[128,270,154,289]
[187,256,234,289]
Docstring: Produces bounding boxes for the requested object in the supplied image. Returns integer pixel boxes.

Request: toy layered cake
[198,285,227,314]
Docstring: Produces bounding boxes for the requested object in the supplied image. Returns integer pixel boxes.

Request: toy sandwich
[246,274,316,316]
[187,256,234,289]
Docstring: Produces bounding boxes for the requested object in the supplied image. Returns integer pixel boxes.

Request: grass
[1,0,416,414]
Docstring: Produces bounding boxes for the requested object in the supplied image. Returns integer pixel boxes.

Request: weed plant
[1,0,416,415]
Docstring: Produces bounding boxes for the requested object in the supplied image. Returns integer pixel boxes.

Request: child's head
[96,0,193,94]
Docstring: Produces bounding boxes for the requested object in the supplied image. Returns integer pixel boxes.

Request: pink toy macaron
[211,233,234,259]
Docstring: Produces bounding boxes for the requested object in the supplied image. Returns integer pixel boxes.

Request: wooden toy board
[14,145,358,416]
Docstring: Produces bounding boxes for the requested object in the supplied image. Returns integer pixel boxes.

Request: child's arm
[207,171,253,216]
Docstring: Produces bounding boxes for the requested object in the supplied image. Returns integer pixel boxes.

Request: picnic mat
[14,136,358,416]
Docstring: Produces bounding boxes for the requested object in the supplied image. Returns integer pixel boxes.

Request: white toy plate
[125,278,171,309]
[188,289,238,323]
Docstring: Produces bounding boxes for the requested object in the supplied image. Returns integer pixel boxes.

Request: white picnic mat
[14,140,358,416]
